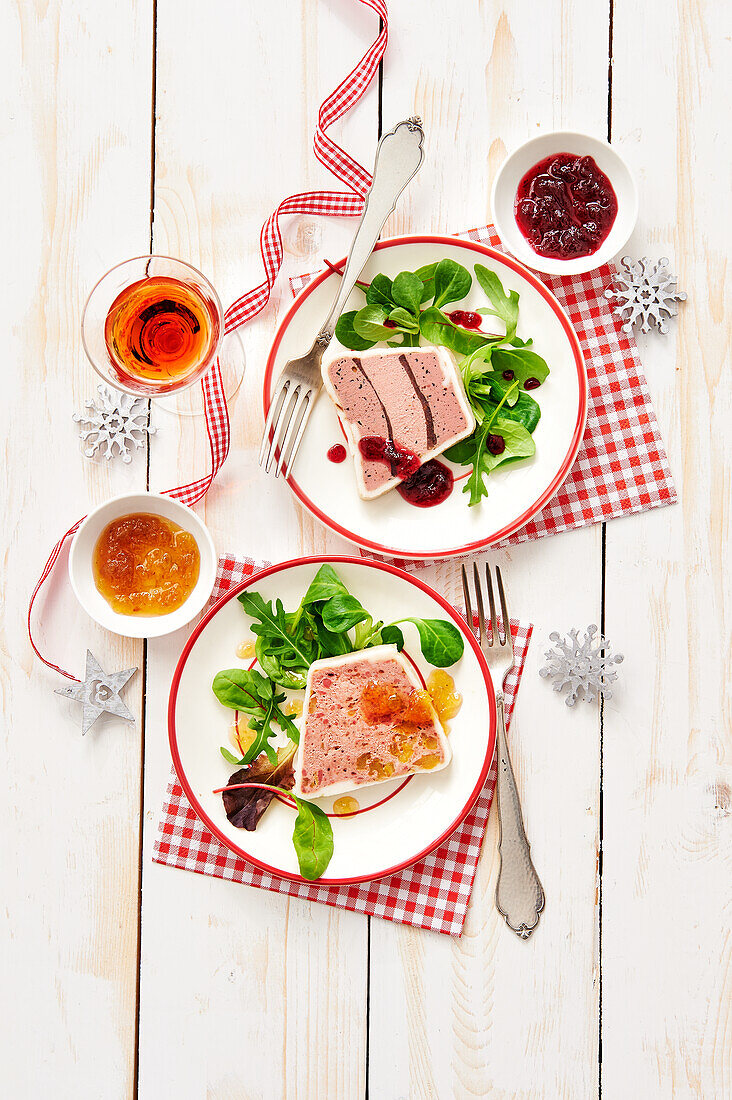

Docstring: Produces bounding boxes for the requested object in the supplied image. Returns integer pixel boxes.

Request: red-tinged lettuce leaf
[222,747,295,831]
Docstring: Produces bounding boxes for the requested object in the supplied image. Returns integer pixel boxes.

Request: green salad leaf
[334,310,376,351]
[237,590,317,688]
[212,668,300,764]
[418,306,492,356]
[352,304,394,342]
[433,258,472,308]
[474,264,520,340]
[365,272,395,307]
[391,271,424,314]
[388,618,464,667]
[291,796,334,880]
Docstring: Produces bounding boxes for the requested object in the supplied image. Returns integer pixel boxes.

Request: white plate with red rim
[169,555,496,885]
[264,234,588,560]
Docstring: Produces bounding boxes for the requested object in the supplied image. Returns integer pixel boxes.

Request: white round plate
[169,556,496,885]
[264,235,587,560]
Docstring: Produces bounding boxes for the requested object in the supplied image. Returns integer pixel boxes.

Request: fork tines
[461,562,511,648]
[259,376,314,478]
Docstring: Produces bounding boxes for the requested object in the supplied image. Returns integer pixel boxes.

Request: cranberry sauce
[397,459,454,508]
[358,436,421,479]
[327,444,347,463]
[448,309,482,330]
[515,153,618,260]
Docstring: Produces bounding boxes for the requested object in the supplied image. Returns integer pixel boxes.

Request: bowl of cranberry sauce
[491,131,638,276]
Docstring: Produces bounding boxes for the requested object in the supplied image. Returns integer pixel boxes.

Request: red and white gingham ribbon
[29,0,388,681]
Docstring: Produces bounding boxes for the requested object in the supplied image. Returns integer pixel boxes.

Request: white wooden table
[4,2,730,1096]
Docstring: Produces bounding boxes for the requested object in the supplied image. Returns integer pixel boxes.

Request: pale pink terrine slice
[321,346,475,500]
[294,645,451,799]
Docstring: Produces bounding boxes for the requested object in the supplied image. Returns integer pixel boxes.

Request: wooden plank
[0,2,153,1096]
[370,3,610,1096]
[137,2,380,1096]
[603,2,732,1095]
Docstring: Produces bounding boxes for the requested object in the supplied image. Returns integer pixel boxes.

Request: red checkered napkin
[153,555,532,936]
[290,224,676,562]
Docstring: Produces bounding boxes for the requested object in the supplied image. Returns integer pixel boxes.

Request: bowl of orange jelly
[69,492,217,637]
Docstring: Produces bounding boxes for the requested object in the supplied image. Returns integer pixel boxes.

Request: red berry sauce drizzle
[357,438,454,507]
[358,436,421,479]
[448,309,482,330]
[327,443,347,463]
[397,459,454,507]
[515,153,618,259]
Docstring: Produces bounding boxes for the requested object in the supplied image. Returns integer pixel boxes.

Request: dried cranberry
[524,377,541,390]
[486,434,506,456]
[383,319,397,329]
[502,369,514,381]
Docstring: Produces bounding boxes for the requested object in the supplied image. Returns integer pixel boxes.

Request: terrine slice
[322,345,475,500]
[294,644,452,798]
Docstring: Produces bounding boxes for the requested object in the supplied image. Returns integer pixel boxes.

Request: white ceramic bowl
[491,130,638,276]
[69,492,217,638]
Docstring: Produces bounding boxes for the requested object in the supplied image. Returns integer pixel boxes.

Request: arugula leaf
[433,259,472,308]
[419,306,491,356]
[365,272,394,308]
[353,304,394,342]
[449,417,537,506]
[385,618,464,667]
[291,796,334,880]
[254,641,307,690]
[391,271,424,314]
[334,310,376,351]
[238,590,317,685]
[474,264,520,340]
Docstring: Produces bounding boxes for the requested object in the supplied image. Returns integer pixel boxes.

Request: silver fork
[259,117,425,477]
[462,562,545,939]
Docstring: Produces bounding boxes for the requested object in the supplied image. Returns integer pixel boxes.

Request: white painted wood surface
[2,1,729,1097]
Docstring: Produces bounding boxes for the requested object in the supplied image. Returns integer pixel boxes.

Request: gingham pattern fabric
[153,555,532,936]
[29,0,386,679]
[289,223,677,566]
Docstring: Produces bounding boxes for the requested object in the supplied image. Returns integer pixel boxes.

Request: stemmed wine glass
[81,255,245,416]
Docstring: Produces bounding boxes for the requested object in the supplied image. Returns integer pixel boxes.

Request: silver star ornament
[55,650,137,734]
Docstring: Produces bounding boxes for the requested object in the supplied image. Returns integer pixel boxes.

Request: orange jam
[92,512,200,615]
[361,680,434,726]
[333,796,360,815]
[426,670,463,723]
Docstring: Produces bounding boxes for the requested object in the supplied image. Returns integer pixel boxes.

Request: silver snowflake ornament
[73,384,156,463]
[55,650,137,735]
[605,256,687,335]
[539,625,623,707]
